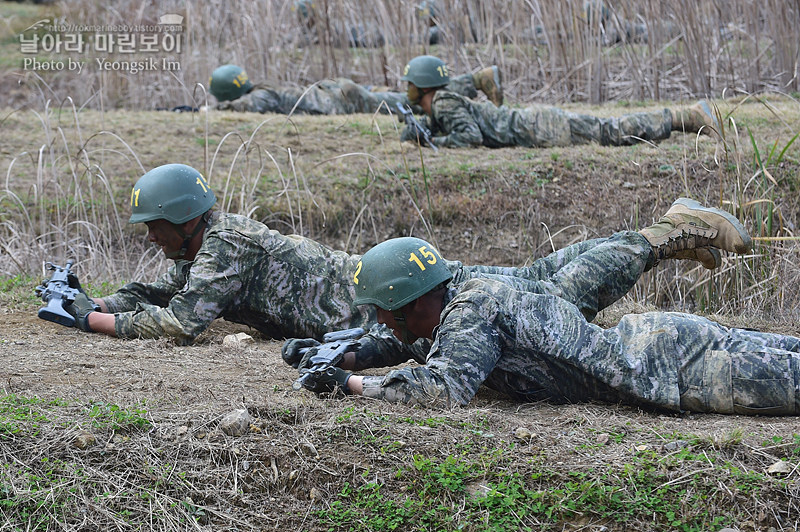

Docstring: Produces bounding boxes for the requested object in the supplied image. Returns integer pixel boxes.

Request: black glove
[65,293,96,332]
[67,273,88,296]
[281,338,320,369]
[302,367,353,395]
[400,124,420,142]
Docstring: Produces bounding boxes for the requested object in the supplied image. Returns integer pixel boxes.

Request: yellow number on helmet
[418,246,437,265]
[408,252,425,271]
[353,260,363,284]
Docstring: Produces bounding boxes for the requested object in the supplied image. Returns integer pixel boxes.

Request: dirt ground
[2,302,800,530]
[1,95,799,532]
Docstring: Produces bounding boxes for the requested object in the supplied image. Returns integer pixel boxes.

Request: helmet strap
[165,210,212,260]
[391,309,419,344]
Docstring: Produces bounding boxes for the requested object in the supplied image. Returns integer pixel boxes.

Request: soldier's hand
[67,272,88,296]
[400,125,416,142]
[65,293,96,332]
[281,338,320,368]
[301,367,353,395]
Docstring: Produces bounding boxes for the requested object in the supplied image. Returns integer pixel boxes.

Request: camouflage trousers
[458,230,651,321]
[674,319,800,415]
[564,107,673,146]
[230,74,477,115]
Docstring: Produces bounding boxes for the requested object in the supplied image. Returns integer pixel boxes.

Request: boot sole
[695,100,720,134]
[673,247,721,269]
[671,198,752,253]
[490,66,503,106]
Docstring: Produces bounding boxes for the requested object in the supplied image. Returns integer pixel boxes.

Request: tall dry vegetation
[1,0,798,319]
[8,0,800,110]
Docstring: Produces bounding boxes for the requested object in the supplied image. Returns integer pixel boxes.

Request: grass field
[1,1,800,531]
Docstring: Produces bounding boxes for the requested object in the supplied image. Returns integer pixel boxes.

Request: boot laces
[654,223,715,261]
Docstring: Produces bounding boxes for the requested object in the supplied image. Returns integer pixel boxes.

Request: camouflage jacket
[105,213,373,343]
[407,91,672,148]
[352,231,651,370]
[105,219,649,351]
[360,276,800,414]
[105,211,573,345]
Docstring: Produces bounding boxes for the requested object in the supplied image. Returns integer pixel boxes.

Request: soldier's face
[145,219,185,257]
[376,307,403,340]
[376,306,424,343]
[407,83,422,105]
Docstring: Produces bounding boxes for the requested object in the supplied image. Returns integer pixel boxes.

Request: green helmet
[129,164,216,225]
[294,0,316,20]
[353,237,452,311]
[416,0,437,20]
[401,55,450,88]
[583,1,611,24]
[209,64,253,102]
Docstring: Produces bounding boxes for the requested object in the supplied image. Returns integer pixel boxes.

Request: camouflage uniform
[406,90,673,148]
[359,276,800,414]
[105,212,370,344]
[104,210,648,345]
[220,74,478,115]
[353,231,650,370]
[583,1,681,46]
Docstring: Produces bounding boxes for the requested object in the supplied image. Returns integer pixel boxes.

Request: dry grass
[1,2,800,530]
[2,93,798,318]
[3,0,800,111]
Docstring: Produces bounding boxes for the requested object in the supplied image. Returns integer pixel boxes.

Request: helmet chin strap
[391,309,419,344]
[165,211,212,260]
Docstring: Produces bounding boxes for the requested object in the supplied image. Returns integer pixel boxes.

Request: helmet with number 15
[353,237,452,311]
[400,55,450,89]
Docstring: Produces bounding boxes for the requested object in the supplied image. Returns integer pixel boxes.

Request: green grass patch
[316,412,794,532]
[84,401,150,431]
[0,394,59,437]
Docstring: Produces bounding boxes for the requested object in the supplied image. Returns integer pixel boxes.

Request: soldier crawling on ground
[293,235,800,417]
[52,164,745,345]
[397,55,720,150]
[209,63,503,116]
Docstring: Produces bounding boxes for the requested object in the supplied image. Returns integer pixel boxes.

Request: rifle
[396,102,438,152]
[34,261,97,327]
[292,327,365,391]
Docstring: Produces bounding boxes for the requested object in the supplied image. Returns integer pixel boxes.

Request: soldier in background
[583,1,682,46]
[209,63,503,115]
[399,55,719,149]
[293,0,447,48]
[293,0,384,48]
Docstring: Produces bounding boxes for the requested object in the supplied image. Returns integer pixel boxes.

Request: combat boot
[671,247,721,270]
[473,66,503,106]
[671,100,719,136]
[640,197,751,266]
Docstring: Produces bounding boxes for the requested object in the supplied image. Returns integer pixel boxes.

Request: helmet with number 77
[353,237,453,311]
[129,164,216,225]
